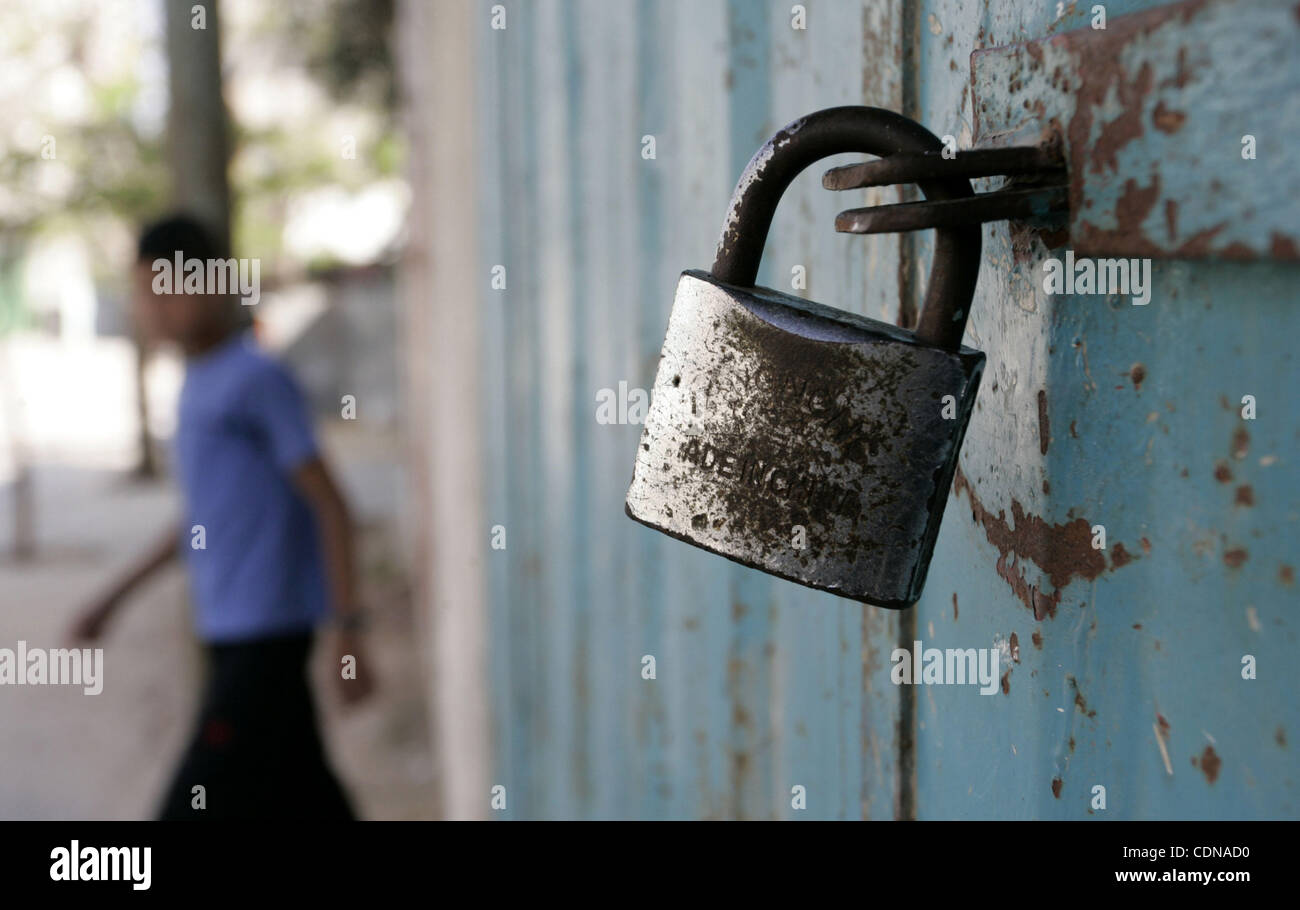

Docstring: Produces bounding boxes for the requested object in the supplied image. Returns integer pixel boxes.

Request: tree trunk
[163,0,232,246]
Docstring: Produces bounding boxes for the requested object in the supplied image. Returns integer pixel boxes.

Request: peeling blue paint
[467,0,1298,820]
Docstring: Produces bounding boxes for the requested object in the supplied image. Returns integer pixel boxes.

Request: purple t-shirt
[174,333,329,643]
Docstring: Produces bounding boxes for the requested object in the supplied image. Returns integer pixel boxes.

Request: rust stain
[1111,542,1133,569]
[1281,564,1295,585]
[1068,676,1098,718]
[952,591,959,620]
[994,551,1060,620]
[1223,547,1249,569]
[1037,389,1051,455]
[1058,0,1223,256]
[1219,241,1256,259]
[1213,461,1232,484]
[1010,632,1020,663]
[1277,726,1288,748]
[1270,232,1300,260]
[954,468,1134,618]
[1234,485,1254,507]
[1151,101,1186,133]
[1128,363,1146,390]
[1031,630,1043,649]
[1069,420,1079,439]
[1196,745,1222,784]
[1001,671,1011,695]
[1115,177,1161,244]
[1051,777,1063,798]
[987,0,1287,260]
[953,481,1091,586]
[1090,62,1154,174]
[1231,427,1250,460]
[1157,713,1171,737]
[1077,181,1237,258]
[1164,45,1192,90]
[1140,537,1151,554]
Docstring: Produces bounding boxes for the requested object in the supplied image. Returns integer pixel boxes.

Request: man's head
[133,214,233,350]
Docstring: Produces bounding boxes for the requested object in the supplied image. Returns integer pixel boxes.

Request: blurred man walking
[71,214,372,819]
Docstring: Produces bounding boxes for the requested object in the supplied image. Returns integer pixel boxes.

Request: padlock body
[626,270,984,607]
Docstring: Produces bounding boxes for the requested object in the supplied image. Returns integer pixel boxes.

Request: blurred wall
[397,0,489,821]
[279,266,400,424]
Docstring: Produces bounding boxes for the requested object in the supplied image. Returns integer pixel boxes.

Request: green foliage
[0,0,405,326]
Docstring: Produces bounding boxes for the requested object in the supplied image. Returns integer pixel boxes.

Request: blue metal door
[408,0,1298,819]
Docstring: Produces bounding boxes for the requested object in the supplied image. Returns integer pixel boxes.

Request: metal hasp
[824,146,1068,235]
[971,0,1300,260]
[626,107,985,608]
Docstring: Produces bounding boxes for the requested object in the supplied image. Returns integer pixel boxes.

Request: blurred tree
[0,1,172,547]
[305,0,398,115]
[0,7,171,281]
[0,0,405,548]
[231,0,403,274]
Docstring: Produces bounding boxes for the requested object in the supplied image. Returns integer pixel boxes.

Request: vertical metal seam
[895,0,920,823]
[562,0,593,817]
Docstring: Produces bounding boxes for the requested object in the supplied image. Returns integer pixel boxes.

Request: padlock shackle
[711,106,981,352]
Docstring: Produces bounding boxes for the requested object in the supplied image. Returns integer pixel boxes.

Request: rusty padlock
[625,106,984,608]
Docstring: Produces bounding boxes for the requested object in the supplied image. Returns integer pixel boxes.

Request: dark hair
[136,214,226,263]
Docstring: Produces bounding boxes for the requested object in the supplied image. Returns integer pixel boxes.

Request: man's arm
[245,358,374,704]
[69,524,179,642]
[291,456,360,625]
[291,456,374,704]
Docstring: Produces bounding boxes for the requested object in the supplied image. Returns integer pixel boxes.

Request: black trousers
[157,630,355,820]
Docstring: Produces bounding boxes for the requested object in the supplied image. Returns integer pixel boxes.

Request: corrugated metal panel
[909,0,1298,818]
[415,0,1299,819]
[971,0,1300,260]
[474,0,909,819]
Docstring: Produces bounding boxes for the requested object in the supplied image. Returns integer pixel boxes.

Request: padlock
[625,106,985,608]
